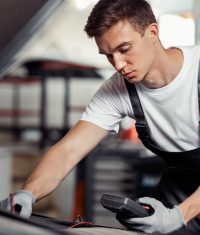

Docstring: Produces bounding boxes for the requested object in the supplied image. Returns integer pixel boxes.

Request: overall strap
[198,60,200,122]
[124,79,150,142]
[124,79,164,155]
[124,60,200,157]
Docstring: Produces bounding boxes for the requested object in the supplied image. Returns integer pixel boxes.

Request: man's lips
[124,71,136,78]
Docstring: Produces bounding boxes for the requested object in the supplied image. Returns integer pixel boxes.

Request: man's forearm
[21,121,108,202]
[179,186,200,223]
[22,142,80,201]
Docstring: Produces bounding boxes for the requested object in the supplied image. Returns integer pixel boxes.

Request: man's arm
[179,186,200,223]
[22,120,108,202]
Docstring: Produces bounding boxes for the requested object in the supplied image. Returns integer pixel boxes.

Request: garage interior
[0,0,200,234]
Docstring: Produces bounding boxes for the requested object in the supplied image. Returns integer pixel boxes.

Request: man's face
[95,20,158,84]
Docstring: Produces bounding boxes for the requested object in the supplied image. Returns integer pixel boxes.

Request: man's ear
[147,23,159,42]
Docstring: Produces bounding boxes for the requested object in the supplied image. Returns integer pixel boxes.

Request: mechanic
[1,0,200,234]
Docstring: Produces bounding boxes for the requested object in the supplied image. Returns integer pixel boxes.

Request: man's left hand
[116,197,186,234]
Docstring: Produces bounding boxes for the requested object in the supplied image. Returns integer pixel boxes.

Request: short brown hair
[84,0,156,38]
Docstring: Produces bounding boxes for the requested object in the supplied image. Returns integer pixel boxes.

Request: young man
[1,0,200,234]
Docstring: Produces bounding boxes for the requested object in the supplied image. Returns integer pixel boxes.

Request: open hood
[0,0,64,78]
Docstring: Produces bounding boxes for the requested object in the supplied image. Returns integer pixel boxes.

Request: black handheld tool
[101,193,152,218]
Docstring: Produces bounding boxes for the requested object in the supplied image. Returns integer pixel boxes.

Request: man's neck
[142,47,184,89]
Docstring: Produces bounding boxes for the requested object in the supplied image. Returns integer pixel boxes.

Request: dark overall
[124,63,200,235]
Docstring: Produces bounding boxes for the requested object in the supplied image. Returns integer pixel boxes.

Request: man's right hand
[0,190,35,218]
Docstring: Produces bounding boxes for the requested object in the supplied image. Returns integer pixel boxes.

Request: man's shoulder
[96,71,129,102]
[180,45,200,58]
[102,71,125,89]
[177,45,200,69]
[107,71,122,82]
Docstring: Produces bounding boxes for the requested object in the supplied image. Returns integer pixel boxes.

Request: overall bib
[124,63,200,235]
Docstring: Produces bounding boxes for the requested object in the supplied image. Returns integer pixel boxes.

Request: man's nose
[113,56,127,72]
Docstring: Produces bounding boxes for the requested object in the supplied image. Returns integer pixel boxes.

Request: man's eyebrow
[99,41,132,54]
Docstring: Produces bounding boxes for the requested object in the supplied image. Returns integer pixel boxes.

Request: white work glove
[0,190,35,218]
[116,197,186,234]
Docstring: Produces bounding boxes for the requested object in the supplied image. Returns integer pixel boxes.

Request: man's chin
[125,77,141,84]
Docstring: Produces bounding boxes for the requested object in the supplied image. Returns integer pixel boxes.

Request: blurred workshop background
[0,0,199,228]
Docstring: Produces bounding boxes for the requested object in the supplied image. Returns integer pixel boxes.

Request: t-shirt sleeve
[80,76,126,133]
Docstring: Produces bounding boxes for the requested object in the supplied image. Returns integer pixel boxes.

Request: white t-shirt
[81,46,200,152]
